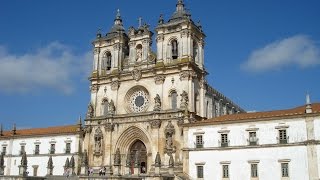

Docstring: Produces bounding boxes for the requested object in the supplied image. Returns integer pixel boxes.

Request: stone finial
[169,154,174,168]
[114,9,123,25]
[306,93,312,114]
[155,152,161,167]
[64,158,70,169]
[12,123,16,135]
[158,14,164,25]
[70,156,75,168]
[96,28,102,39]
[114,148,121,166]
[82,150,88,166]
[21,152,27,166]
[47,156,53,169]
[78,116,82,126]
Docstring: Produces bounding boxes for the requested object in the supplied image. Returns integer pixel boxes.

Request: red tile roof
[0,125,79,138]
[188,103,320,126]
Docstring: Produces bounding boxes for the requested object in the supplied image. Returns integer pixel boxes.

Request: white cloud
[0,42,91,94]
[241,35,320,73]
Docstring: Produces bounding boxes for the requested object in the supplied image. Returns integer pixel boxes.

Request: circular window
[125,86,150,113]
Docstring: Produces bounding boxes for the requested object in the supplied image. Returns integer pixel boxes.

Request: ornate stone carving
[132,69,142,81]
[169,154,174,167]
[180,91,189,109]
[164,121,176,155]
[81,150,88,166]
[69,156,75,175]
[199,76,207,89]
[47,156,53,170]
[21,152,27,166]
[104,123,114,132]
[86,103,94,119]
[94,127,103,154]
[84,125,92,134]
[114,148,121,166]
[154,75,166,85]
[64,158,70,169]
[134,151,140,167]
[153,94,161,111]
[155,152,161,167]
[149,120,161,129]
[111,80,120,91]
[94,48,100,55]
[109,100,116,114]
[90,84,99,93]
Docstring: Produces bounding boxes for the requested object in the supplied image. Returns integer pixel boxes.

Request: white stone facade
[0,125,81,177]
[185,111,320,180]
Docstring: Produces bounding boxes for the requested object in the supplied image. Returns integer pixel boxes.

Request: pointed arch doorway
[128,140,147,174]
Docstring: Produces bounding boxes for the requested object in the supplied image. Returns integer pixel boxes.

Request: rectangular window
[196,135,203,148]
[65,143,71,154]
[197,165,204,178]
[281,163,289,177]
[279,130,287,144]
[34,145,40,155]
[20,145,25,155]
[222,165,229,178]
[2,146,6,155]
[50,144,55,154]
[249,132,257,145]
[251,164,258,177]
[221,134,228,147]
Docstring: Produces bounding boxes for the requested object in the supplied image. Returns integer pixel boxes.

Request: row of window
[1,143,71,155]
[196,162,289,179]
[195,129,289,148]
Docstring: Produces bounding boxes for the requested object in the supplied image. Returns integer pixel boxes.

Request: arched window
[170,91,178,110]
[193,41,199,63]
[102,99,109,116]
[171,39,178,59]
[103,52,112,70]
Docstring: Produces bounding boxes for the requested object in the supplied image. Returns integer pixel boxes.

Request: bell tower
[155,0,205,69]
[92,9,129,77]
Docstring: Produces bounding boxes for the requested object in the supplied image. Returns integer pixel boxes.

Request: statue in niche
[180,91,189,109]
[164,121,176,155]
[86,103,94,118]
[94,127,103,154]
[136,47,142,62]
[153,94,161,111]
[95,137,101,153]
[109,100,115,114]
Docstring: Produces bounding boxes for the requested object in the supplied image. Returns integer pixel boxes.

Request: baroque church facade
[83,0,243,178]
[1,1,320,180]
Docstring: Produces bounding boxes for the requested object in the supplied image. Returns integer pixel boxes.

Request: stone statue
[82,150,88,166]
[136,47,142,61]
[153,94,161,111]
[164,121,176,155]
[109,100,115,114]
[21,152,27,166]
[180,91,189,109]
[95,138,102,153]
[114,148,121,166]
[86,103,94,118]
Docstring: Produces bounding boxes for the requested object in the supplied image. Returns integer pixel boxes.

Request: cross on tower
[138,17,142,27]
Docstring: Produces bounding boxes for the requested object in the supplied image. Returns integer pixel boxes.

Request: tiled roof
[190,103,320,125]
[0,125,79,138]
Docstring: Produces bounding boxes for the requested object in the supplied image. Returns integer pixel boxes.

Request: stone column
[133,151,140,175]
[305,116,319,179]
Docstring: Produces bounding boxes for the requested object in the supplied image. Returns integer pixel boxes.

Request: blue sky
[0,0,319,129]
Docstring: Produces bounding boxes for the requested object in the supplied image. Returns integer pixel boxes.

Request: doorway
[128,140,147,174]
